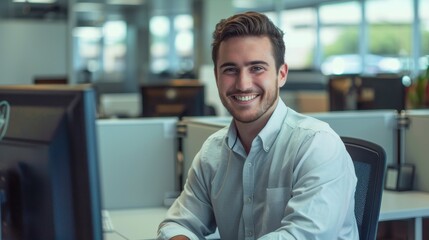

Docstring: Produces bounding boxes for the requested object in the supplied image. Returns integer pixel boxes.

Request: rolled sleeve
[157,222,200,240]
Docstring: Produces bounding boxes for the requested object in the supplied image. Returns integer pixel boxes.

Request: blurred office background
[2,2,429,238]
[0,0,428,115]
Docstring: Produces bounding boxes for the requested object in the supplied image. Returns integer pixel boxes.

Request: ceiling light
[13,0,57,3]
[108,0,145,5]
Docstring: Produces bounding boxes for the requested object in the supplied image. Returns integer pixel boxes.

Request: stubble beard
[221,84,279,124]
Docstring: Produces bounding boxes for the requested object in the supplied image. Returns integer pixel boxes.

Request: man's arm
[157,150,217,239]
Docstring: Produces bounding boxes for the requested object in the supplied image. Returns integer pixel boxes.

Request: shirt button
[247,231,253,237]
[247,196,252,203]
[248,162,252,167]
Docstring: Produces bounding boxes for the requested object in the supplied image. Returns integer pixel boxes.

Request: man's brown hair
[211,11,285,71]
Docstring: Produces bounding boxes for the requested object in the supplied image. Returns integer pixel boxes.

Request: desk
[379,190,429,240]
[105,190,429,240]
[104,207,167,240]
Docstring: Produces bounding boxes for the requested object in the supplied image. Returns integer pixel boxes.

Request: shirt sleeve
[258,131,358,240]
[157,150,217,239]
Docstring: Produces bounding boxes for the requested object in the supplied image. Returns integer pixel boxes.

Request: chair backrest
[341,137,386,240]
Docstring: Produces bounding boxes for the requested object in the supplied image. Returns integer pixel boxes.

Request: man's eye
[250,66,264,72]
[223,68,238,74]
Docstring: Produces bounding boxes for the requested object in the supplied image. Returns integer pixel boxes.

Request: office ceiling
[0,0,336,20]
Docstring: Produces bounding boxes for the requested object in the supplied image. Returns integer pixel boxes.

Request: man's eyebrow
[246,61,269,66]
[219,61,269,69]
[219,62,236,69]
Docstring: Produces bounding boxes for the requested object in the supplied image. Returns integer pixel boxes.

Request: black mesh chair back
[342,137,386,240]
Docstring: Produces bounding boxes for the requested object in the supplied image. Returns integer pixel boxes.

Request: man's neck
[234,114,270,154]
[233,98,280,154]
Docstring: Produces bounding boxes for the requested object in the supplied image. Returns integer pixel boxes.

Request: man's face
[215,36,287,124]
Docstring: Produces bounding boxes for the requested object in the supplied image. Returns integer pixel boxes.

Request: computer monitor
[328,74,406,112]
[140,80,205,118]
[0,85,103,240]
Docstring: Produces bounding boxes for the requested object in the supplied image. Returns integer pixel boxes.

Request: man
[158,11,358,240]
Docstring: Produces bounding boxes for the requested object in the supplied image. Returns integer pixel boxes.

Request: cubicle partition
[181,116,232,184]
[97,118,179,209]
[181,110,399,186]
[96,111,429,240]
[308,110,399,166]
[404,109,429,192]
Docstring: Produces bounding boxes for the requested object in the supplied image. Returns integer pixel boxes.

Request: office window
[319,1,361,75]
[150,16,170,74]
[233,0,276,14]
[103,20,127,81]
[420,0,429,71]
[73,20,127,83]
[73,26,102,83]
[366,0,412,74]
[149,13,195,79]
[174,14,194,75]
[280,8,317,69]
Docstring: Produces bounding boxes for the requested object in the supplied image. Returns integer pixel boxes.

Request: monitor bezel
[0,84,103,240]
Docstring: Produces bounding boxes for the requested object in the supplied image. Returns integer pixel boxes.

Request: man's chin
[231,112,263,124]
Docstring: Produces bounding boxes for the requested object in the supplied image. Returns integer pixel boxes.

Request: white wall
[0,20,67,85]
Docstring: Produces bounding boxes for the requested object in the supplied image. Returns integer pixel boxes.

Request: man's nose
[235,71,252,91]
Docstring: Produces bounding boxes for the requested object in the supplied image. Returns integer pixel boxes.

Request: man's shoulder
[284,108,333,134]
[199,126,229,152]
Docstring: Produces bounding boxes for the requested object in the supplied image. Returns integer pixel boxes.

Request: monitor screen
[0,85,103,240]
[140,80,205,118]
[328,74,406,112]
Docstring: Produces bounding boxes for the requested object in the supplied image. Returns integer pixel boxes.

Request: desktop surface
[103,190,429,240]
[379,190,429,221]
[103,207,167,240]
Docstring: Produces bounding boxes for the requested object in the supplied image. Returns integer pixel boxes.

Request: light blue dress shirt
[158,99,359,240]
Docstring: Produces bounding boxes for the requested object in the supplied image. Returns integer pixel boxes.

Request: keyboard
[102,210,115,232]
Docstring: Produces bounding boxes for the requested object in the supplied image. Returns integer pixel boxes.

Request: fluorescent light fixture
[108,0,145,5]
[13,0,56,3]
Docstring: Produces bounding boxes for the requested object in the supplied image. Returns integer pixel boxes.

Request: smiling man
[158,12,359,240]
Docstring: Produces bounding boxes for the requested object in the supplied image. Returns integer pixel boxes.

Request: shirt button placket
[243,158,255,240]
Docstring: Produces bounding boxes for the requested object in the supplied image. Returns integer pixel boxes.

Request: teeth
[235,95,257,101]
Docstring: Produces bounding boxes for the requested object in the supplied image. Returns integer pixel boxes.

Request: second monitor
[328,74,407,112]
[140,80,206,118]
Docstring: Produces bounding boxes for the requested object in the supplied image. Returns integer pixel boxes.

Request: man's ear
[278,63,288,88]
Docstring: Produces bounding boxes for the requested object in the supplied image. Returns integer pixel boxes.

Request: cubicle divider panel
[181,117,231,187]
[181,111,399,187]
[404,110,429,192]
[97,118,178,209]
[309,110,398,166]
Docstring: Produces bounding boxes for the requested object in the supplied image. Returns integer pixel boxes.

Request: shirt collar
[226,98,288,152]
[258,98,287,152]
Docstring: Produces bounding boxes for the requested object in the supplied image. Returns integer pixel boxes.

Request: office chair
[341,137,386,240]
